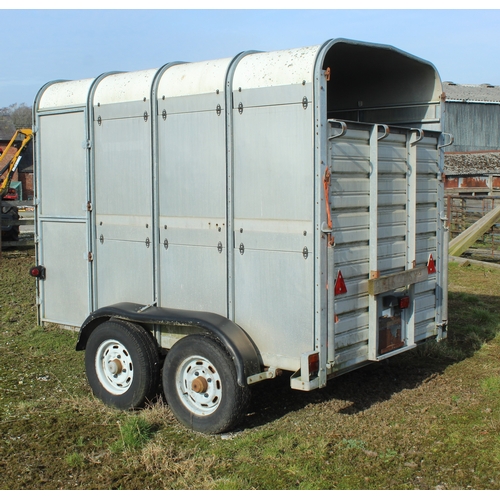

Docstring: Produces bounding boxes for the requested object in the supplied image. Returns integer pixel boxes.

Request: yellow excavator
[0,128,33,241]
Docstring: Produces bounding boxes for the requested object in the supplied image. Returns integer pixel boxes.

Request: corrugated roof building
[443,82,500,153]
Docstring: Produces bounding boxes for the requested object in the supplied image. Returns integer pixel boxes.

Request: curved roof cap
[157,58,234,98]
[233,46,321,89]
[37,78,96,111]
[92,69,159,106]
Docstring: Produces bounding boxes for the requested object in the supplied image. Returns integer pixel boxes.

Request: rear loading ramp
[325,120,444,372]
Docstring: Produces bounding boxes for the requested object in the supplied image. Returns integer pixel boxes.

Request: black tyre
[163,334,250,434]
[85,319,160,410]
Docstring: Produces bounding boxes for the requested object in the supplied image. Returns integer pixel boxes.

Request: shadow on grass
[239,291,500,430]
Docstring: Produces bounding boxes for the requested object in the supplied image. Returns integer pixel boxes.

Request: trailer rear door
[327,120,442,370]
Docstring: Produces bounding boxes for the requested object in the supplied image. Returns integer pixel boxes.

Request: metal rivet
[216,104,221,116]
[238,102,243,114]
[217,242,223,253]
[97,116,102,126]
[162,109,167,120]
[99,234,104,244]
[164,238,168,250]
[145,237,150,248]
[303,231,307,236]
[216,89,219,94]
[143,111,148,122]
[303,247,309,259]
[302,97,308,109]
[240,228,243,233]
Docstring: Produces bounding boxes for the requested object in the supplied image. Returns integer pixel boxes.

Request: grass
[1,249,500,489]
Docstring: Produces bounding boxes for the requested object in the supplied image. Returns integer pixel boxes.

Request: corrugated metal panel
[445,102,500,152]
[329,121,441,371]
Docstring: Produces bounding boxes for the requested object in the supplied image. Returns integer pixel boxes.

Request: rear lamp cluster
[29,266,46,279]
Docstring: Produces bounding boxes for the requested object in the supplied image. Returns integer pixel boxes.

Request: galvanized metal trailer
[32,38,452,433]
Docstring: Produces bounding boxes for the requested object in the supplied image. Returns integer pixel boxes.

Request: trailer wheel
[163,334,250,434]
[85,320,160,410]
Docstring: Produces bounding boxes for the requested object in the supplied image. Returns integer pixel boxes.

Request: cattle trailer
[32,38,452,433]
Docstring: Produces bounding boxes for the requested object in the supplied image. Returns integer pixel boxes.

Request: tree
[0,103,32,138]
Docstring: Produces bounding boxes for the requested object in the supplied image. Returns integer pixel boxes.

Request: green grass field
[1,251,499,489]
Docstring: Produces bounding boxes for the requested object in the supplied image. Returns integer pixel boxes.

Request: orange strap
[323,167,334,247]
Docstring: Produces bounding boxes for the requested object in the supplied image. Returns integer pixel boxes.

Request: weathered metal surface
[367,266,429,296]
[38,78,95,110]
[444,101,500,153]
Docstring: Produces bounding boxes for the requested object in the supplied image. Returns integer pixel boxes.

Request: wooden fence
[446,194,500,259]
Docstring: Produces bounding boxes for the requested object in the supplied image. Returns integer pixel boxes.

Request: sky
[1,4,500,109]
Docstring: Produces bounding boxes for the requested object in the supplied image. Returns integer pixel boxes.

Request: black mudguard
[76,302,262,387]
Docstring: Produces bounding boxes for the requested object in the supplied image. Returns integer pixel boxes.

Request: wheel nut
[192,376,208,393]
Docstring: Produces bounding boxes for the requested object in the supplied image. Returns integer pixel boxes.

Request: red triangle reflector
[334,270,347,295]
[427,254,436,274]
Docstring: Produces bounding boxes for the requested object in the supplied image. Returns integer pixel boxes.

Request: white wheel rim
[95,339,133,395]
[176,355,222,416]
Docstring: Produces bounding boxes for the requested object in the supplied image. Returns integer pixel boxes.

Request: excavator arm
[0,128,33,198]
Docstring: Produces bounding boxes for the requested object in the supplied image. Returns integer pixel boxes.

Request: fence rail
[446,194,500,259]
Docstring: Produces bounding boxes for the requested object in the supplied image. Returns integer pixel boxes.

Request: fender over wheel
[85,319,160,410]
[163,334,250,434]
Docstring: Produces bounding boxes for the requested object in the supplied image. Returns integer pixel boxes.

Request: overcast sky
[1,5,499,109]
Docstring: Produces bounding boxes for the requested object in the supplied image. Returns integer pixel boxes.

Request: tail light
[29,266,46,279]
[399,296,410,309]
[308,352,319,377]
